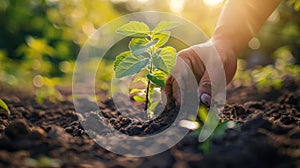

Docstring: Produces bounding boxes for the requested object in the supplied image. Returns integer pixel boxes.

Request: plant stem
[144,79,151,111]
[145,35,155,112]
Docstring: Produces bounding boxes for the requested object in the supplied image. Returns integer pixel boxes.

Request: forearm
[211,0,281,57]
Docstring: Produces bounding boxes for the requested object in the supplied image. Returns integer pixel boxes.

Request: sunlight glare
[170,0,185,13]
[137,0,148,3]
[110,0,128,3]
[203,0,224,6]
[179,120,199,130]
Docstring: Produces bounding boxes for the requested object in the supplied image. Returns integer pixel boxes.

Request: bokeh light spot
[59,61,72,73]
[248,37,260,50]
[170,0,185,13]
[33,75,43,87]
[268,10,280,23]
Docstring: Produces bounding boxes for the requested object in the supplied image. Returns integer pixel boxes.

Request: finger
[172,49,206,106]
[198,57,237,107]
[163,76,174,98]
[199,70,212,106]
[170,52,188,106]
[172,79,181,106]
[162,76,176,109]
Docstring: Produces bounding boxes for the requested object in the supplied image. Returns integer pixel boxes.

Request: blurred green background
[0,0,299,100]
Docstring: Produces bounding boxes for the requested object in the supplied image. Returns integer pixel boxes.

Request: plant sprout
[196,105,238,153]
[113,21,179,118]
[0,98,10,115]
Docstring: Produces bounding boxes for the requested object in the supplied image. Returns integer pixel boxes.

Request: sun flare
[203,0,224,6]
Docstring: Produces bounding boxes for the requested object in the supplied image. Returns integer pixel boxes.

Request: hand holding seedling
[113,21,179,118]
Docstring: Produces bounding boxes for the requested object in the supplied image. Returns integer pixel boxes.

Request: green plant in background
[235,46,300,90]
[113,21,179,118]
[288,0,300,11]
[0,0,119,101]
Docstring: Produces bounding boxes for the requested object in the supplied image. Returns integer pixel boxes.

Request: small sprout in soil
[195,105,238,154]
[113,21,179,118]
[0,98,10,115]
[198,120,238,154]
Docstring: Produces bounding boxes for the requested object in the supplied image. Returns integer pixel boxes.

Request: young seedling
[196,105,238,154]
[0,98,10,115]
[113,21,179,118]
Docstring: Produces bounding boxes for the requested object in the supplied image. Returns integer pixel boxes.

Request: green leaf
[136,68,149,77]
[152,21,180,33]
[148,100,159,111]
[213,121,230,137]
[198,105,208,122]
[0,99,10,115]
[149,85,161,99]
[147,71,166,87]
[133,76,148,83]
[116,21,150,37]
[130,89,145,94]
[153,46,176,74]
[147,110,155,119]
[153,31,170,48]
[199,140,211,154]
[114,54,150,78]
[133,95,146,102]
[113,51,131,71]
[129,38,158,56]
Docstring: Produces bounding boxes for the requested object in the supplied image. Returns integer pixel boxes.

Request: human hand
[163,41,237,108]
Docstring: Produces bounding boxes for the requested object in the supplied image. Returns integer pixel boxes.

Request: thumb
[199,70,211,106]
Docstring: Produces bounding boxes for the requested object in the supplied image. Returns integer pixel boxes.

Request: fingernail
[200,93,211,106]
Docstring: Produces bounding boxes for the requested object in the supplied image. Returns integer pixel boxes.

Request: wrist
[210,37,237,61]
[209,38,238,85]
[211,23,248,59]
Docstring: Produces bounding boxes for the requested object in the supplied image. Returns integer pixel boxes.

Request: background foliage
[0,0,299,99]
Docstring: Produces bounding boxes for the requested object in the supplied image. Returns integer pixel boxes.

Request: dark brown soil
[0,78,299,168]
